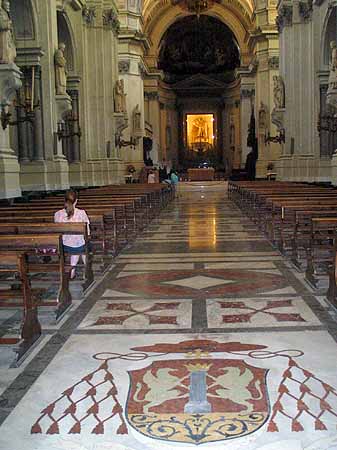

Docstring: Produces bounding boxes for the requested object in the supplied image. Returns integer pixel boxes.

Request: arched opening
[158,15,240,84]
[57,12,75,73]
[56,11,80,163]
[157,14,241,173]
[11,0,35,40]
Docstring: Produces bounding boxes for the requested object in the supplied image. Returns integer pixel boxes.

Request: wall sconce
[264,129,285,145]
[56,114,82,141]
[1,67,39,130]
[1,105,35,130]
[115,134,138,149]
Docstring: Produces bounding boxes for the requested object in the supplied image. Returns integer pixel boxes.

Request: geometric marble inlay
[79,299,192,329]
[163,275,234,289]
[207,297,321,328]
[109,269,290,298]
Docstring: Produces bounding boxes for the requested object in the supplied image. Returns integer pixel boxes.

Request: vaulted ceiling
[141,0,255,66]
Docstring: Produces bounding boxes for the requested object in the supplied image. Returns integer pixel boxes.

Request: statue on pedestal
[327,41,337,110]
[54,43,67,95]
[0,0,16,64]
[330,41,337,71]
[273,75,285,109]
[114,79,126,113]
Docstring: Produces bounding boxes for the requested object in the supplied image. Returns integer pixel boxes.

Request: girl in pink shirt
[54,190,90,279]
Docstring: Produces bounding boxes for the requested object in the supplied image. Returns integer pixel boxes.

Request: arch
[11,0,38,42]
[321,6,336,69]
[143,0,254,27]
[56,11,77,74]
[144,3,253,68]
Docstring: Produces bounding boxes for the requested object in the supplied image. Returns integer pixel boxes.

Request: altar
[188,168,215,181]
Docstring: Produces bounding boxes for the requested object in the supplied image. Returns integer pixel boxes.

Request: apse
[158,15,240,83]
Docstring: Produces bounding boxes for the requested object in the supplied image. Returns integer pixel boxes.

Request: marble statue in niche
[114,79,126,113]
[330,41,337,71]
[54,43,67,95]
[0,0,16,64]
[133,104,141,131]
[273,75,285,109]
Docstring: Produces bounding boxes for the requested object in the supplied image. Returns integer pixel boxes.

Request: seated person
[54,190,90,279]
[148,170,156,184]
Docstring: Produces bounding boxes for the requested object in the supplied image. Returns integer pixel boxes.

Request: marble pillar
[33,66,44,161]
[0,63,22,198]
[240,87,255,167]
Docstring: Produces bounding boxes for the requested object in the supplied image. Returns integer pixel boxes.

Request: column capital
[144,91,159,101]
[240,88,255,99]
[276,4,293,32]
[82,6,96,26]
[118,60,130,74]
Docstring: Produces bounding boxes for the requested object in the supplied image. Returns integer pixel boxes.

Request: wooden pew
[290,210,337,269]
[0,205,124,253]
[0,213,112,260]
[0,234,71,319]
[0,251,42,365]
[0,223,94,290]
[305,218,337,293]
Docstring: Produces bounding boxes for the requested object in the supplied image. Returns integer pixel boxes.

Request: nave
[0,183,337,450]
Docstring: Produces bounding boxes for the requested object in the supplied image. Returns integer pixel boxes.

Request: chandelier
[172,0,220,17]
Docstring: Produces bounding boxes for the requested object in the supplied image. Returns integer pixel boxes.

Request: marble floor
[1,182,337,450]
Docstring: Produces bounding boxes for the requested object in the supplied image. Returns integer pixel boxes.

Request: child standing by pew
[54,190,90,279]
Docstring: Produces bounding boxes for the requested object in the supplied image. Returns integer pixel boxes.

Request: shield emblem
[126,358,270,444]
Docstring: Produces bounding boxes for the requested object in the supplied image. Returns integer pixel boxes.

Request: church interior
[1,1,337,449]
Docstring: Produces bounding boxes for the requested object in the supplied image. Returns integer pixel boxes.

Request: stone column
[0,63,22,198]
[33,66,44,161]
[240,87,255,167]
[68,90,80,162]
[17,90,29,162]
[146,92,161,164]
[159,101,166,162]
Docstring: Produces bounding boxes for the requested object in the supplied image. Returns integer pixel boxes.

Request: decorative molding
[298,0,313,21]
[82,6,96,25]
[144,91,159,100]
[138,61,146,79]
[59,0,84,11]
[102,8,120,34]
[268,56,279,69]
[171,0,221,14]
[240,88,255,99]
[118,60,130,74]
[276,5,293,32]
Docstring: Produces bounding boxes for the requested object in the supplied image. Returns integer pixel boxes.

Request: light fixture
[264,129,285,145]
[57,113,82,141]
[1,67,39,130]
[115,134,137,150]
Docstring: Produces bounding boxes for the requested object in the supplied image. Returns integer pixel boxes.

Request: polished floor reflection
[1,182,337,450]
